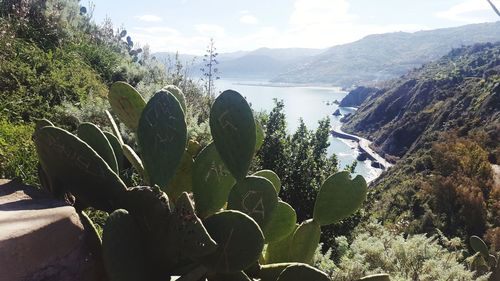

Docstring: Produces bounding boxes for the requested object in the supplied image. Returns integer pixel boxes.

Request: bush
[313,222,490,281]
[0,119,38,185]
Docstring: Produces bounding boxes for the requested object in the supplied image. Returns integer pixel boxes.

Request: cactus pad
[276,264,330,281]
[263,201,296,244]
[202,210,264,274]
[165,151,194,201]
[264,224,297,264]
[137,90,187,188]
[108,81,146,131]
[227,176,278,228]
[290,219,321,264]
[77,122,119,174]
[167,192,218,259]
[313,171,367,226]
[163,85,187,113]
[358,274,391,281]
[33,126,126,212]
[252,170,281,194]
[209,90,256,180]
[192,143,235,218]
[470,235,489,257]
[102,209,152,281]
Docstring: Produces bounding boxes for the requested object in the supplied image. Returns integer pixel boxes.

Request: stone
[0,179,106,281]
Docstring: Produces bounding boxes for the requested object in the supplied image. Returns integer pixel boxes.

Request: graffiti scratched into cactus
[32,82,379,281]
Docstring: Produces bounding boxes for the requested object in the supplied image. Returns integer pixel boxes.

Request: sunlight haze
[93,0,500,54]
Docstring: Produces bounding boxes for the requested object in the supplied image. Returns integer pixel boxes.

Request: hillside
[341,42,500,241]
[154,47,323,79]
[272,21,500,86]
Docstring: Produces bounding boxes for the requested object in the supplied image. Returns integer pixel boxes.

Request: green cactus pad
[187,139,202,157]
[255,120,265,152]
[263,201,297,244]
[209,90,256,180]
[122,144,147,181]
[208,271,252,281]
[168,192,218,259]
[358,273,391,281]
[163,85,187,114]
[104,132,125,172]
[252,170,281,194]
[202,210,264,274]
[108,81,146,131]
[227,176,278,228]
[276,264,330,281]
[192,143,235,218]
[34,119,54,132]
[260,263,299,281]
[166,151,194,201]
[470,235,489,257]
[264,224,297,264]
[102,209,152,281]
[105,110,124,144]
[137,90,187,188]
[33,126,126,212]
[77,122,119,174]
[313,171,367,226]
[290,219,321,264]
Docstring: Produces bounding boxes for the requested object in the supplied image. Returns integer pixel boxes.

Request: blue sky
[92,0,500,54]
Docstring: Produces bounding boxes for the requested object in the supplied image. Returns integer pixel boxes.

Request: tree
[200,38,220,98]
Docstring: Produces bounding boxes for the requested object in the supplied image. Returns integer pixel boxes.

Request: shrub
[314,222,490,281]
[0,119,38,185]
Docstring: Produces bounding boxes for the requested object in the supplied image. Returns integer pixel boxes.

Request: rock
[332,109,342,116]
[0,179,106,281]
[356,152,369,161]
[371,161,385,170]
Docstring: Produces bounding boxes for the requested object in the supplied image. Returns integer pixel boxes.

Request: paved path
[331,126,393,170]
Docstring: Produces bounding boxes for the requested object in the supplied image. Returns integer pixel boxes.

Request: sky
[91,0,500,55]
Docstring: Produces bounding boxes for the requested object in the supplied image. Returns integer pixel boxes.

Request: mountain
[154,48,323,79]
[342,42,500,240]
[339,86,380,107]
[272,21,500,86]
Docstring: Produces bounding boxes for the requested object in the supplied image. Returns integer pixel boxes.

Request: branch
[486,0,500,18]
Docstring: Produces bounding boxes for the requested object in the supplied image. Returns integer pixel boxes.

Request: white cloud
[195,24,225,38]
[240,14,258,25]
[435,0,493,23]
[135,14,163,22]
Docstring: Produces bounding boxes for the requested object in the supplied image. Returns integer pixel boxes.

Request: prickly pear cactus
[202,210,264,274]
[163,85,187,113]
[276,264,330,281]
[263,201,296,244]
[313,171,367,226]
[192,143,235,218]
[210,90,256,180]
[168,192,218,259]
[137,90,187,188]
[166,151,194,201]
[227,176,278,228]
[289,219,321,264]
[252,170,281,194]
[33,126,126,211]
[108,81,146,131]
[102,209,152,281]
[470,235,489,258]
[77,122,119,173]
[358,273,391,281]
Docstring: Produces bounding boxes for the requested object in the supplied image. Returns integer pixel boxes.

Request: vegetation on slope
[273,22,500,86]
[342,43,500,247]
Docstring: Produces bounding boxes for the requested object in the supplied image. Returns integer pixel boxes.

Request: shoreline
[331,124,393,171]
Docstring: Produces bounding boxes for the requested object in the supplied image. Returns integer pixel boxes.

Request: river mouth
[215,78,386,182]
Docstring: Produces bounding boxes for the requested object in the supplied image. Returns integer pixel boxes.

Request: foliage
[313,223,490,281]
[0,119,38,185]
